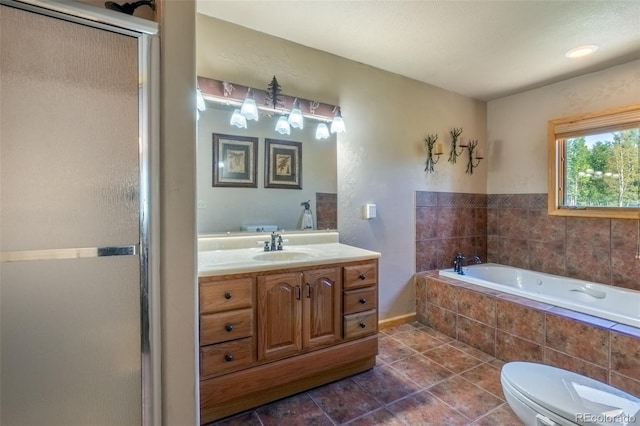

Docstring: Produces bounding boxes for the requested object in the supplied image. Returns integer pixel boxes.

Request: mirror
[197,102,338,233]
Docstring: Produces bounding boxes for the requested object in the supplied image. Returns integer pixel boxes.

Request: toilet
[501,362,640,426]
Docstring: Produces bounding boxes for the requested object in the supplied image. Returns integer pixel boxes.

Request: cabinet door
[303,268,342,349]
[257,273,302,361]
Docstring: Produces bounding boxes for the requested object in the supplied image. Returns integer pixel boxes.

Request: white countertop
[198,242,380,277]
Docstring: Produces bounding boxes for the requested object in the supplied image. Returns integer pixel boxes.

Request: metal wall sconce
[448,127,464,164]
[464,139,484,174]
[424,134,443,173]
[197,76,344,140]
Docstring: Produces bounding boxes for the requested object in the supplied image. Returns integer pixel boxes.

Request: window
[548,105,640,219]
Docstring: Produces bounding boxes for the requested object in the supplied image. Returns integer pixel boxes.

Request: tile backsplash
[416,192,640,291]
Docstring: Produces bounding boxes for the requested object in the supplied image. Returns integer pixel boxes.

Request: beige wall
[197,15,487,321]
[487,59,640,194]
[160,1,197,425]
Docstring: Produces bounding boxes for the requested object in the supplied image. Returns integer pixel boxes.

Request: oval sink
[253,250,320,262]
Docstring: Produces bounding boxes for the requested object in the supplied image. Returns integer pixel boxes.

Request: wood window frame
[547,104,640,219]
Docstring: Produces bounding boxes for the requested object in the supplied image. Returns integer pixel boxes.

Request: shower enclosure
[0,1,159,424]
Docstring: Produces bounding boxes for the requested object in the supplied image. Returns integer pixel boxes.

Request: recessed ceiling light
[565,45,598,58]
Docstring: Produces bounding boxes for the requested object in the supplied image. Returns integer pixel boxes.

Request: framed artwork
[264,139,302,189]
[212,133,258,188]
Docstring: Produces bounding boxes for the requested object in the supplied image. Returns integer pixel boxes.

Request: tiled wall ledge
[415,271,640,397]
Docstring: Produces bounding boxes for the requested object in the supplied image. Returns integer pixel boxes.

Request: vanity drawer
[200,337,254,378]
[344,287,376,314]
[343,309,377,339]
[200,278,253,314]
[200,308,253,346]
[343,262,377,289]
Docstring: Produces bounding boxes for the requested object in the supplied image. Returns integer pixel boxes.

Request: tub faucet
[453,252,482,275]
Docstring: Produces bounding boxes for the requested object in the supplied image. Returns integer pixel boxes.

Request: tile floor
[207,322,524,426]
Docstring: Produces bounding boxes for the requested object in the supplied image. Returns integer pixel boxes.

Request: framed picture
[264,139,302,189]
[212,133,258,188]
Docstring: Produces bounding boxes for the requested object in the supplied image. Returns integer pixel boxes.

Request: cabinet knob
[359,298,367,304]
[224,353,234,362]
[359,322,366,328]
[359,274,367,280]
[225,323,233,332]
[224,291,232,300]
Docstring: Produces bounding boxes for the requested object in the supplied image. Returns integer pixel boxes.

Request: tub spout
[453,252,482,275]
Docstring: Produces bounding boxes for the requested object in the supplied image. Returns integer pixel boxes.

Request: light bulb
[196,88,206,112]
[315,123,330,140]
[240,89,259,121]
[288,99,304,129]
[230,109,247,129]
[330,107,346,134]
[275,116,291,135]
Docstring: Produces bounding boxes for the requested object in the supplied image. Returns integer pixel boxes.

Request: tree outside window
[565,129,639,208]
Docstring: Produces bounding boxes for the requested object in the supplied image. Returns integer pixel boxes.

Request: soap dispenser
[300,200,314,230]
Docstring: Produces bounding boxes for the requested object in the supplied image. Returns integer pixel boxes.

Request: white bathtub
[439,263,640,329]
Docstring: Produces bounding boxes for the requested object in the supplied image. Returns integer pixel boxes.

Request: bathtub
[439,263,640,329]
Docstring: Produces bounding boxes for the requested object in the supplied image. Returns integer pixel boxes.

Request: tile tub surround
[415,192,488,271]
[415,272,640,397]
[415,191,640,291]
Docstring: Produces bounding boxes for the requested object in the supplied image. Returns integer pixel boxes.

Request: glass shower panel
[0,257,141,425]
[1,4,143,425]
[0,5,139,252]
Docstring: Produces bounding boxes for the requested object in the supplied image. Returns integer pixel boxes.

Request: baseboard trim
[378,313,416,329]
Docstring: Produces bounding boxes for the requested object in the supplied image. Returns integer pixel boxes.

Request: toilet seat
[501,362,640,426]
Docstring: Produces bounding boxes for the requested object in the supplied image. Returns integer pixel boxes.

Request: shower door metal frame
[0,1,160,424]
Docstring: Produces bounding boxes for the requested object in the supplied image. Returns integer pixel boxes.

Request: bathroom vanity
[197,232,380,423]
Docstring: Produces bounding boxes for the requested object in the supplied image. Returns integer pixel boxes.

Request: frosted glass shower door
[1,4,147,425]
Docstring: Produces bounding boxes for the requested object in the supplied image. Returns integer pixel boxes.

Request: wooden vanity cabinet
[257,267,341,361]
[199,260,378,424]
[343,263,378,339]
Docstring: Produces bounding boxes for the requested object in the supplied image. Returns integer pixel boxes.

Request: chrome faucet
[453,252,482,275]
[268,232,284,251]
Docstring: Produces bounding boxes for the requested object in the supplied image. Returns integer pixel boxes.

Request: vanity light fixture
[197,76,346,139]
[330,106,346,134]
[240,88,259,121]
[448,127,464,163]
[565,45,598,58]
[230,109,247,129]
[424,133,443,173]
[288,98,304,129]
[464,139,484,175]
[315,123,330,140]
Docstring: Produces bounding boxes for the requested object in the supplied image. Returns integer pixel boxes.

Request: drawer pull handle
[224,353,234,362]
[224,323,233,332]
[359,274,367,280]
[224,291,232,300]
[359,322,366,328]
[359,298,367,304]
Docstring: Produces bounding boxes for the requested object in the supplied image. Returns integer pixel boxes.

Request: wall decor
[265,138,302,189]
[212,133,258,187]
[464,139,484,174]
[424,133,443,173]
[448,127,464,164]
